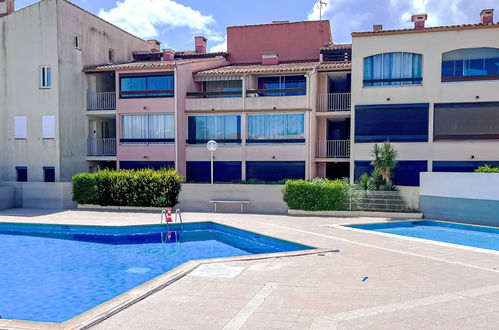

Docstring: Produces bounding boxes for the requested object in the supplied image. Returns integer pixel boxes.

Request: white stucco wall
[350,26,499,177]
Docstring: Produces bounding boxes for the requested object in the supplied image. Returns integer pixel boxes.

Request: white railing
[87,138,116,156]
[317,93,351,112]
[87,92,116,110]
[316,140,350,158]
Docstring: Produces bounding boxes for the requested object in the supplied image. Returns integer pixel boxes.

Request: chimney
[411,13,428,30]
[195,36,207,53]
[147,39,161,51]
[262,51,278,65]
[0,0,15,18]
[480,9,494,24]
[272,21,289,24]
[373,24,383,31]
[162,49,175,61]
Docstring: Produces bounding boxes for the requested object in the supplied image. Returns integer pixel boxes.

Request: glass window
[363,53,422,86]
[120,74,174,98]
[355,161,427,186]
[441,48,499,81]
[257,75,306,96]
[40,66,52,88]
[121,114,174,144]
[16,167,27,182]
[187,115,241,144]
[355,104,429,143]
[434,102,499,140]
[43,167,55,182]
[246,161,305,182]
[247,113,305,142]
[203,80,242,98]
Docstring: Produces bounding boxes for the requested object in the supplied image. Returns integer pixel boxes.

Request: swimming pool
[346,220,499,251]
[0,222,311,323]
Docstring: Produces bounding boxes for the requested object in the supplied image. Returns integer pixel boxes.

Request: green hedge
[475,165,499,173]
[282,179,350,211]
[72,168,183,207]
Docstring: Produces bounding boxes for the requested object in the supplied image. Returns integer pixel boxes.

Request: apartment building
[350,9,499,186]
[0,0,151,182]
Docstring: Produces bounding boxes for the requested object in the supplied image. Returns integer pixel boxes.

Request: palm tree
[371,142,398,183]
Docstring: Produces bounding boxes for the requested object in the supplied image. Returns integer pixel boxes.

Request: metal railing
[87,137,116,156]
[345,190,418,212]
[316,140,350,158]
[317,93,351,111]
[87,92,116,110]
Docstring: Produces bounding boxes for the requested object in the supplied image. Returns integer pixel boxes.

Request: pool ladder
[161,208,184,231]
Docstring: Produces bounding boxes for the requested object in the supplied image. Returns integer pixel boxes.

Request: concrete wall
[177,183,287,214]
[0,186,15,209]
[420,172,499,226]
[350,26,499,177]
[0,181,75,209]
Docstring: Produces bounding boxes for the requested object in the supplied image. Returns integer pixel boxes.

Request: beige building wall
[350,26,499,179]
[0,0,150,181]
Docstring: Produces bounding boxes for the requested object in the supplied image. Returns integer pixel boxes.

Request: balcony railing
[87,138,116,156]
[246,88,306,97]
[316,139,350,158]
[186,91,243,98]
[87,92,116,110]
[317,93,351,111]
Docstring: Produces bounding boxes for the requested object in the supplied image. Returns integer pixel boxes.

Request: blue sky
[15,0,499,51]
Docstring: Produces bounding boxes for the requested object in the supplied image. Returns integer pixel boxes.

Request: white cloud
[210,38,227,52]
[98,0,218,40]
[308,0,333,20]
[308,0,499,44]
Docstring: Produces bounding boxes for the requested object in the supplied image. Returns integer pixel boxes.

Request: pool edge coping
[327,219,499,256]
[0,222,337,330]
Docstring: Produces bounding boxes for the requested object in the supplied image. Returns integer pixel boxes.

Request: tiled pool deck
[0,209,498,329]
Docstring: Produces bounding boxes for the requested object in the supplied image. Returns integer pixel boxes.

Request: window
[73,33,81,50]
[187,115,241,144]
[246,161,305,182]
[256,75,306,96]
[363,52,423,86]
[108,49,115,63]
[16,166,27,182]
[186,162,242,183]
[42,115,55,139]
[247,113,305,143]
[14,116,27,139]
[120,114,175,144]
[120,161,174,170]
[433,161,499,173]
[442,48,499,82]
[40,66,52,88]
[120,74,174,98]
[203,80,242,98]
[434,102,499,141]
[355,161,427,186]
[355,104,429,143]
[43,167,55,182]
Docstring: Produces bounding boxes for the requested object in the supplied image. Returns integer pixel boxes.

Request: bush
[282,178,350,211]
[475,165,499,173]
[72,168,183,207]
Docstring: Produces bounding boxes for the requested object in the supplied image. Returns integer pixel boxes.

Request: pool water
[347,220,499,251]
[0,222,310,323]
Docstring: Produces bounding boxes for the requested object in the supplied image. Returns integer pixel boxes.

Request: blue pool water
[347,220,499,251]
[0,222,310,323]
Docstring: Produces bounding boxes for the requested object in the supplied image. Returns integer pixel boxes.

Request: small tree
[371,142,398,184]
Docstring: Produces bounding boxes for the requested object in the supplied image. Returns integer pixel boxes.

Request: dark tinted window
[186,162,242,183]
[246,161,305,182]
[354,161,427,186]
[16,167,27,182]
[43,167,55,182]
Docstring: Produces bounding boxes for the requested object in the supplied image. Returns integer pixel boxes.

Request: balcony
[245,88,307,110]
[185,91,243,111]
[87,92,116,110]
[317,93,351,112]
[87,138,116,156]
[316,140,350,158]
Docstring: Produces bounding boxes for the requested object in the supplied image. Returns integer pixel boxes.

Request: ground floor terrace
[0,209,497,329]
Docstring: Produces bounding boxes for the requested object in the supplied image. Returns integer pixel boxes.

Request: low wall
[0,182,76,210]
[177,184,287,214]
[0,186,15,209]
[420,173,499,226]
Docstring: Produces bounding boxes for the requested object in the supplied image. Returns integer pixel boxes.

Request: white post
[207,140,218,185]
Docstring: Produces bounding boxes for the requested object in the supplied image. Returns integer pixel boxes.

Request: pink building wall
[227,20,332,64]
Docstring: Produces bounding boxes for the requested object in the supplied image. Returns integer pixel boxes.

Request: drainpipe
[241,76,247,181]
[174,67,179,172]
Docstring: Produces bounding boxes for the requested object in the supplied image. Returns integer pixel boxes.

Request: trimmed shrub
[72,168,183,207]
[282,178,350,211]
[475,165,499,173]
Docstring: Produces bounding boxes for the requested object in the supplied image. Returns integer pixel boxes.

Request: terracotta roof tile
[195,61,320,76]
[352,22,499,37]
[83,57,222,72]
[317,61,352,71]
[320,43,352,50]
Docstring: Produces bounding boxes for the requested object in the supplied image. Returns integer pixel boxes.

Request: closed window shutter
[14,116,27,139]
[42,115,56,139]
